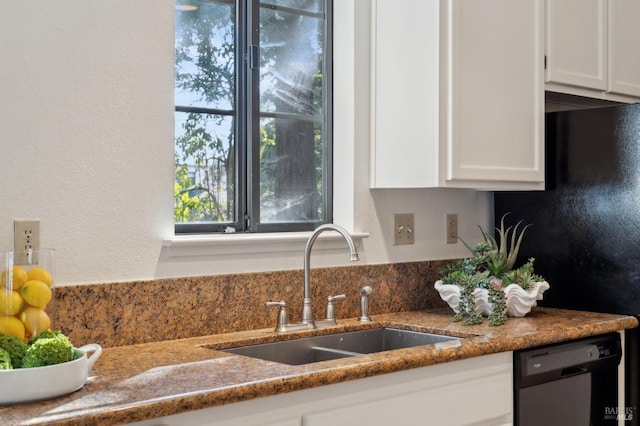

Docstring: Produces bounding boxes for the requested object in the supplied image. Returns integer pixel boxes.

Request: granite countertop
[1,307,637,425]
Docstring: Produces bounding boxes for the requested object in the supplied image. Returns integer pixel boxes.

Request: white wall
[0,0,490,286]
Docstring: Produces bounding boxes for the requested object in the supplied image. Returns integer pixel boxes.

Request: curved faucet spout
[301,224,360,325]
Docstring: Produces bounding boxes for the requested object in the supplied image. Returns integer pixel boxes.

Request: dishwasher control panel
[515,332,622,385]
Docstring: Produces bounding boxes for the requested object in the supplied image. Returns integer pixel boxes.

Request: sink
[220,328,460,365]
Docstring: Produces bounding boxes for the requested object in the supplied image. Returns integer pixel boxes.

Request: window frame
[174,0,333,235]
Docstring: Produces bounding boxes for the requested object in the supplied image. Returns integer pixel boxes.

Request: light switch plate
[394,213,414,245]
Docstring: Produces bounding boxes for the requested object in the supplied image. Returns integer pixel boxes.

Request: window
[174,0,332,234]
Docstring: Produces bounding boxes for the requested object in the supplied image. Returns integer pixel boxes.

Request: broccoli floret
[0,348,12,370]
[28,329,60,345]
[22,332,74,368]
[0,333,28,368]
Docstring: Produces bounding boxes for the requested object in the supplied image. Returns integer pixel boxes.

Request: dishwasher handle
[560,366,588,377]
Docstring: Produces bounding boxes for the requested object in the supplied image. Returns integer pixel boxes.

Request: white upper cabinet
[608,0,640,98]
[545,0,607,90]
[545,0,640,100]
[370,0,545,190]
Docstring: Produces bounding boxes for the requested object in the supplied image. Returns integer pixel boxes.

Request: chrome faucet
[301,224,359,328]
[266,224,359,332]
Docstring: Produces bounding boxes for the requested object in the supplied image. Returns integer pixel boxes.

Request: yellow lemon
[19,307,51,337]
[0,290,23,316]
[0,266,29,290]
[0,315,25,340]
[20,280,52,309]
[26,267,53,287]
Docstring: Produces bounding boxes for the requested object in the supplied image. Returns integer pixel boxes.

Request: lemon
[0,315,25,339]
[19,307,51,337]
[27,267,53,287]
[0,266,29,290]
[0,290,23,316]
[20,280,52,309]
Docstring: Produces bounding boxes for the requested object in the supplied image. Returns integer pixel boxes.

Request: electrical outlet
[394,213,414,245]
[446,214,457,244]
[14,220,40,263]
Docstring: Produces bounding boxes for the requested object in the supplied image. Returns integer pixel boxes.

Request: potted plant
[434,214,550,326]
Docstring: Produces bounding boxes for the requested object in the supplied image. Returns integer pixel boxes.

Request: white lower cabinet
[130,352,513,426]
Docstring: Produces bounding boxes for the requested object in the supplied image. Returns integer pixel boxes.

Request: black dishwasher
[514,333,623,426]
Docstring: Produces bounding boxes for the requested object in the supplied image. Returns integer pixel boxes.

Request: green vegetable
[0,333,28,368]
[22,331,74,368]
[0,348,12,370]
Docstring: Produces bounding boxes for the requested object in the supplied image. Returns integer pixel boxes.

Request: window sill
[163,231,369,258]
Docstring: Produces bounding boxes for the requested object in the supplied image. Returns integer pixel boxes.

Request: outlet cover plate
[14,220,40,263]
[446,214,457,244]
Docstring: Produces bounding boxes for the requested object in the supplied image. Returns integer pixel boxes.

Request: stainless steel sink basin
[221,328,460,365]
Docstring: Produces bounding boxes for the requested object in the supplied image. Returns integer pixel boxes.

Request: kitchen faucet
[266,223,359,332]
[301,224,360,327]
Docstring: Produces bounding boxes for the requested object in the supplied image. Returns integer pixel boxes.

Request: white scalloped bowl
[0,343,102,405]
[434,280,550,317]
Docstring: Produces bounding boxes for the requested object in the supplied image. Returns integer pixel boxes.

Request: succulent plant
[461,213,531,278]
[438,213,545,326]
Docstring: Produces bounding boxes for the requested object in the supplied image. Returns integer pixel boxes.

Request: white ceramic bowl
[0,343,102,404]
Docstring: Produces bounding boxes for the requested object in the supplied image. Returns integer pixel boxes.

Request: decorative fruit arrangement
[0,265,53,340]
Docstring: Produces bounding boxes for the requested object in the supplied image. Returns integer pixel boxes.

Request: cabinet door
[302,352,513,426]
[370,0,440,188]
[445,0,544,187]
[370,0,544,190]
[608,0,640,97]
[545,0,607,90]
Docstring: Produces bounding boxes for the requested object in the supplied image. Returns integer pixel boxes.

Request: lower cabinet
[130,352,513,426]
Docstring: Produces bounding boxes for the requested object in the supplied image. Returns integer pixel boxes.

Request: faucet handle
[325,294,346,321]
[266,301,288,331]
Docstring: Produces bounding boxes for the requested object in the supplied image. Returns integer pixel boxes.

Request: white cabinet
[608,0,640,97]
[545,0,640,100]
[370,0,544,190]
[130,352,513,426]
[545,0,607,91]
[302,352,513,426]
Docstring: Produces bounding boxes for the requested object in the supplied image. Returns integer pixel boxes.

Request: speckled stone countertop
[1,307,637,425]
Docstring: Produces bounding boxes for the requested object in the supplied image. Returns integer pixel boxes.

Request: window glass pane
[259,117,325,223]
[175,0,237,227]
[259,7,324,115]
[175,0,235,110]
[257,1,327,225]
[174,112,236,223]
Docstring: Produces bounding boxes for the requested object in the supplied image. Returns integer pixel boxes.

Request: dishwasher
[514,332,622,426]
